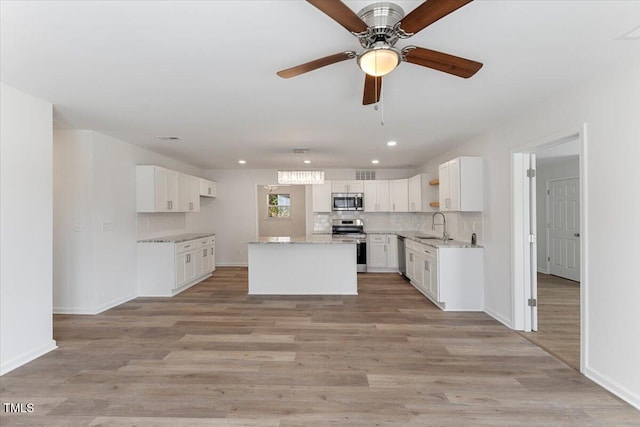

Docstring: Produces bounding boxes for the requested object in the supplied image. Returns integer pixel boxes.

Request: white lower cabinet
[367,234,398,272]
[405,238,483,311]
[138,235,215,296]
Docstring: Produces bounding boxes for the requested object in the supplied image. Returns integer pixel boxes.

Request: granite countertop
[396,231,483,249]
[138,232,216,243]
[248,235,357,244]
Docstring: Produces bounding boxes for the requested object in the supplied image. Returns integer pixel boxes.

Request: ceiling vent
[356,170,376,180]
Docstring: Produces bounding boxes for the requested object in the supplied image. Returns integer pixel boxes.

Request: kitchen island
[247,236,357,295]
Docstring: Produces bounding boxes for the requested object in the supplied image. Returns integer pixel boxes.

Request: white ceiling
[2,1,639,170]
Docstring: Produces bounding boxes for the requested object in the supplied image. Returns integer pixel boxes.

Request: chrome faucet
[432,212,449,242]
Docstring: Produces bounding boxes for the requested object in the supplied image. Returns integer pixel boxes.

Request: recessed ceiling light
[238,160,246,164]
[371,159,380,164]
[303,160,311,164]
[386,141,397,146]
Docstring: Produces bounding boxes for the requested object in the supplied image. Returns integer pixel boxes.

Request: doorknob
[574,233,580,237]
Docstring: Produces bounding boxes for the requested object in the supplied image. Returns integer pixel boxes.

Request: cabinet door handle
[186,254,190,263]
[168,200,173,210]
[392,203,396,211]
[184,245,191,248]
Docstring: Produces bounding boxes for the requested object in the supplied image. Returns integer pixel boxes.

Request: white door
[548,177,581,282]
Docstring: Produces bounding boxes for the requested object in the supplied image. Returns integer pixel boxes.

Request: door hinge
[528,298,537,307]
[528,234,536,243]
[547,256,550,262]
[527,169,536,178]
[547,189,550,195]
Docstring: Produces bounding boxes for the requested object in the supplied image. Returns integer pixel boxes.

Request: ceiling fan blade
[404,46,482,78]
[400,0,473,35]
[307,0,368,34]
[363,74,382,105]
[277,51,355,79]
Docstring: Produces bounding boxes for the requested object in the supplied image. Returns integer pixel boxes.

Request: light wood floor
[519,273,581,370]
[1,268,637,426]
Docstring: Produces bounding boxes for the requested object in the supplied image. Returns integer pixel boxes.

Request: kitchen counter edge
[138,232,216,243]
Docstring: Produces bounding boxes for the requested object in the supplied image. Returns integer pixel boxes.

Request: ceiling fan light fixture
[358,43,400,77]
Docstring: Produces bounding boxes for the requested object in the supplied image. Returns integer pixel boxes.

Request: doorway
[257,185,307,237]
[511,124,586,372]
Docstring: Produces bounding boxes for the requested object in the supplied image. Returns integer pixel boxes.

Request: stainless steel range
[332,219,367,273]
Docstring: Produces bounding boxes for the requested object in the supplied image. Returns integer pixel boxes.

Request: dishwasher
[397,236,406,276]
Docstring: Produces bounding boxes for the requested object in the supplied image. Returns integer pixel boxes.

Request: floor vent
[356,170,376,180]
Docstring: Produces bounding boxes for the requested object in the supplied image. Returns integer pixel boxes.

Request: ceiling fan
[277,0,483,105]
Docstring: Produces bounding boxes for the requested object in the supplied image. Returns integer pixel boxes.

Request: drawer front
[405,239,421,252]
[422,245,437,257]
[369,235,386,243]
[176,240,197,254]
[198,238,210,248]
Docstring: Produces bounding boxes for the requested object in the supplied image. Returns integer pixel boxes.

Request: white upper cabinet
[389,179,409,212]
[136,166,179,212]
[363,180,390,212]
[199,179,217,197]
[312,180,332,212]
[178,173,200,212]
[137,166,214,213]
[439,156,483,212]
[331,180,364,193]
[408,173,431,212]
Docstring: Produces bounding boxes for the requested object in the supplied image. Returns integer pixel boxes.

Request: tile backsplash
[314,211,484,245]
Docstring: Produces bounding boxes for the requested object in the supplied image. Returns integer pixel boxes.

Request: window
[267,194,291,218]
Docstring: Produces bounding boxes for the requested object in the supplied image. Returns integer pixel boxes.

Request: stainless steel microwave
[332,193,364,211]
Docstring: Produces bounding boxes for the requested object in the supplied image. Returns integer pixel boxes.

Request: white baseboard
[537,267,549,274]
[585,365,640,410]
[366,268,400,273]
[216,262,248,267]
[1,340,57,376]
[484,305,513,329]
[54,293,137,315]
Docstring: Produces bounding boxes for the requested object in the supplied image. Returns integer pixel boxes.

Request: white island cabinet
[137,233,215,296]
[247,236,357,295]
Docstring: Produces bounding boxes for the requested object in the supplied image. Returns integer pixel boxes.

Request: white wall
[53,130,215,314]
[535,156,580,273]
[418,56,640,408]
[258,185,306,237]
[0,84,57,374]
[205,168,417,265]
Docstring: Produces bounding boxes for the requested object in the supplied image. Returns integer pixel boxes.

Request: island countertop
[247,235,357,244]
